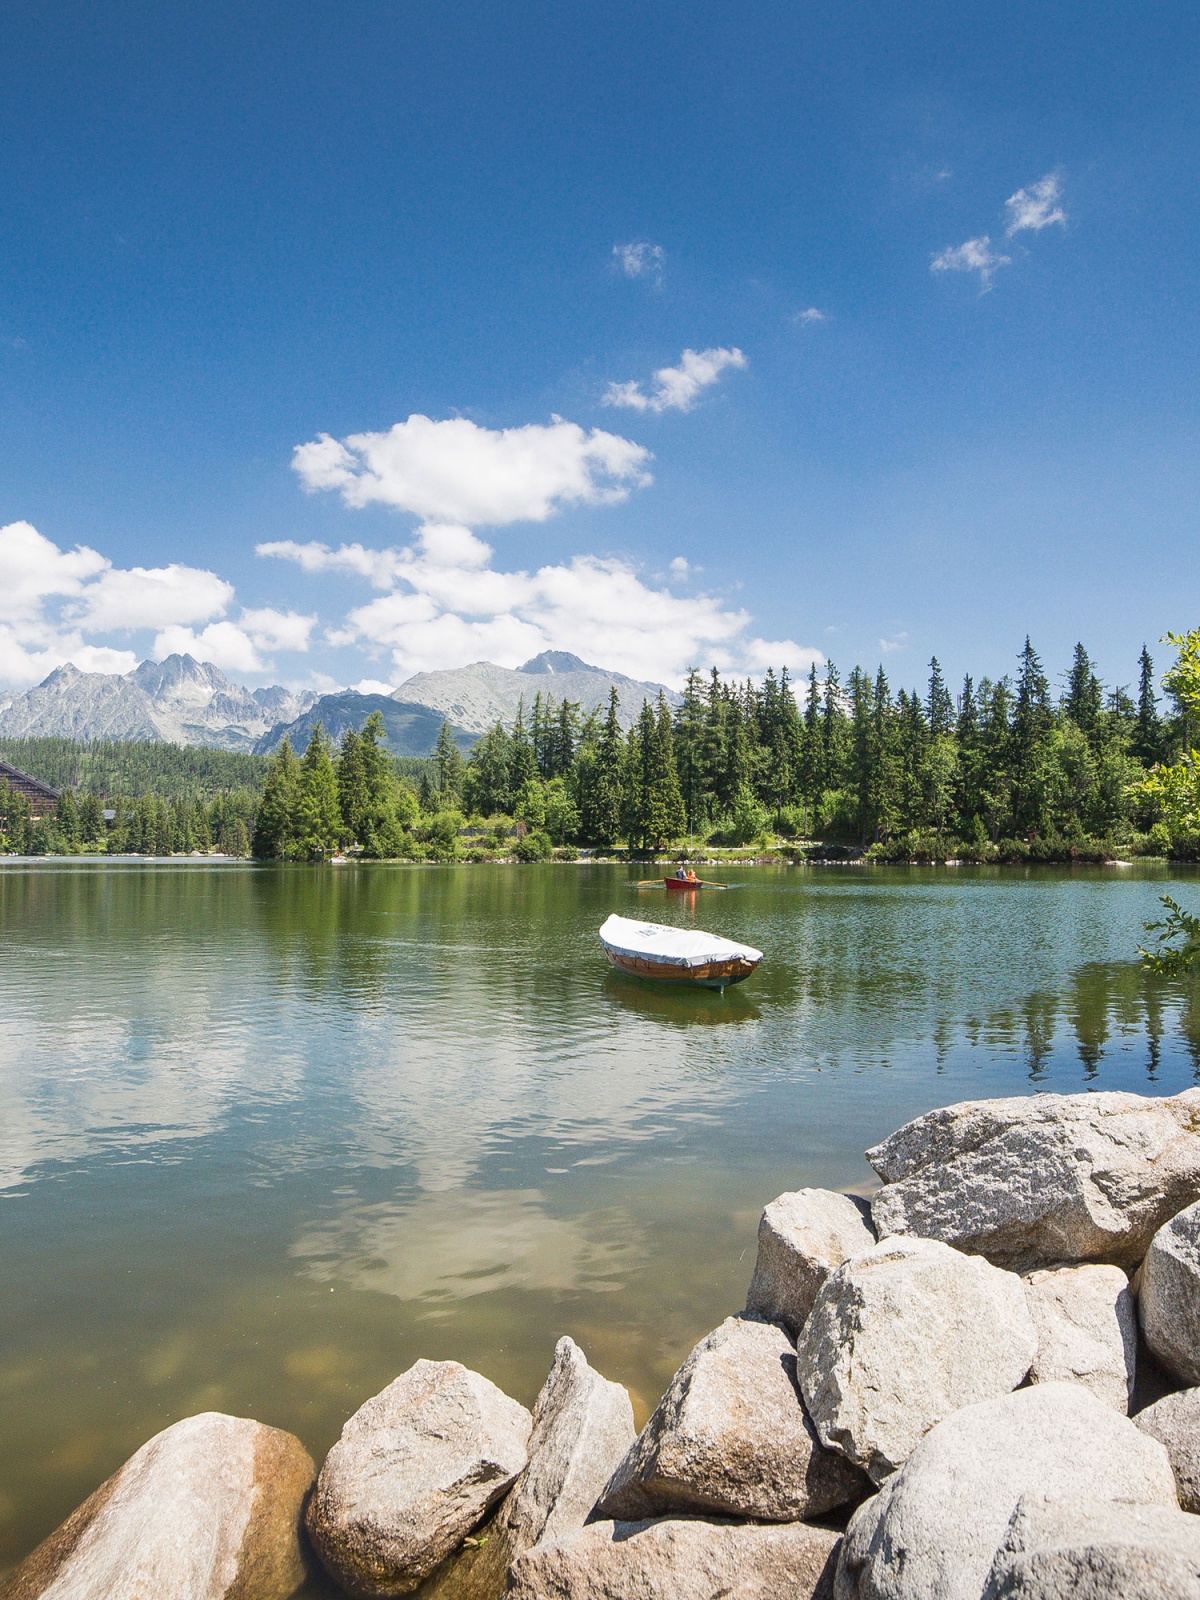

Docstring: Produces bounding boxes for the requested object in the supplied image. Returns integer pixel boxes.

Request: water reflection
[2,860,1200,1571]
[292,1190,643,1302]
[601,970,763,1024]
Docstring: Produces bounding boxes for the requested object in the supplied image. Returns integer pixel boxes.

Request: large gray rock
[1141,1198,1200,1384]
[376,1341,635,1600]
[0,1412,314,1600]
[834,1383,1178,1600]
[1137,1388,1200,1512]
[305,1359,532,1599]
[597,1315,867,1522]
[508,1517,840,1600]
[797,1236,1036,1483]
[1024,1263,1136,1411]
[868,1088,1200,1271]
[502,1336,635,1549]
[745,1189,876,1335]
[981,1494,1200,1599]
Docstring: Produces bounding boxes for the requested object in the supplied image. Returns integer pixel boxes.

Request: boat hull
[664,877,700,892]
[603,948,760,989]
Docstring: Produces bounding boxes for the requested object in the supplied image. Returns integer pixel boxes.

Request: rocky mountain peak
[519,651,597,675]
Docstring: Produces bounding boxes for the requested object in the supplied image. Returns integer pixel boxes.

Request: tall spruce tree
[296,724,341,858]
[580,688,624,846]
[1064,643,1104,747]
[1134,645,1163,765]
[253,739,301,859]
[926,658,954,737]
[434,720,465,801]
[673,670,707,833]
[1010,638,1054,834]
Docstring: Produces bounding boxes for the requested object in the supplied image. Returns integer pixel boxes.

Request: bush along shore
[10,1086,1200,1598]
[12,629,1200,863]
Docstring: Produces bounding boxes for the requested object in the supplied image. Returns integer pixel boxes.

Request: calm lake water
[2,859,1200,1576]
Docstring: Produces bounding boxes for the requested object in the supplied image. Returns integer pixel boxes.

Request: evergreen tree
[926,658,954,737]
[335,727,368,845]
[253,739,301,858]
[894,689,928,830]
[579,688,625,847]
[866,667,900,840]
[821,661,848,793]
[801,663,824,815]
[1134,646,1163,765]
[509,698,538,793]
[434,720,465,800]
[673,670,707,833]
[78,791,105,847]
[462,721,512,816]
[55,788,80,849]
[296,724,342,859]
[1010,638,1054,834]
[1064,643,1104,747]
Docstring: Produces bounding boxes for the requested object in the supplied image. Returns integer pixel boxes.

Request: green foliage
[513,828,552,861]
[1140,895,1200,976]
[0,736,267,799]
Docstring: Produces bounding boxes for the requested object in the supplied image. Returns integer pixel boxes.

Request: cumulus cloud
[151,608,315,673]
[264,527,821,687]
[1005,172,1066,236]
[77,563,234,631]
[603,347,747,413]
[613,241,665,282]
[292,414,653,524]
[793,308,826,325]
[0,520,315,687]
[0,520,246,686]
[930,235,1011,289]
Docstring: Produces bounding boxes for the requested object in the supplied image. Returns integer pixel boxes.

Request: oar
[635,878,665,886]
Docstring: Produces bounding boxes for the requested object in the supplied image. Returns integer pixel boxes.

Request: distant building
[0,759,61,818]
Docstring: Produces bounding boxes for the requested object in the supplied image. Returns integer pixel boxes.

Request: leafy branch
[1139,894,1200,976]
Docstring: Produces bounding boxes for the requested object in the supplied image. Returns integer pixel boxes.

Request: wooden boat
[665,874,700,892]
[599,913,763,991]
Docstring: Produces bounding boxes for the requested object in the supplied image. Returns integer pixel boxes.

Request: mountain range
[0,651,678,758]
[0,657,318,751]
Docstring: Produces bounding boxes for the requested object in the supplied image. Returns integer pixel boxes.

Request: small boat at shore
[599,913,763,991]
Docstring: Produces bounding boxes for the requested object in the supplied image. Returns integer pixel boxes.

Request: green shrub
[514,829,552,862]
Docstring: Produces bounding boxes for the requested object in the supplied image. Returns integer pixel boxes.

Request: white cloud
[292,414,653,524]
[354,678,396,696]
[603,347,747,414]
[613,241,665,282]
[238,607,317,653]
[266,527,822,687]
[1005,172,1066,236]
[669,556,690,577]
[152,622,264,674]
[152,607,316,672]
[793,308,826,325]
[0,520,247,687]
[0,521,108,624]
[879,632,909,655]
[930,235,1011,289]
[255,539,405,589]
[76,563,233,631]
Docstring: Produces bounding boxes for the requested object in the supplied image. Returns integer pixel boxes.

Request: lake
[2,858,1199,1579]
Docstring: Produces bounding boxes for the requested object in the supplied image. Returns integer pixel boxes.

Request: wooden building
[0,759,61,818]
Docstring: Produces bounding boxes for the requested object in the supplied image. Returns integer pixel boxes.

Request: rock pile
[11,1086,1200,1600]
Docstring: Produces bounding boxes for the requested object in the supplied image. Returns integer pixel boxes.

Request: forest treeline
[5,634,1200,861]
[246,635,1200,863]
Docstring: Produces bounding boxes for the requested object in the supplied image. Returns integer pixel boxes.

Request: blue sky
[2,1,1198,697]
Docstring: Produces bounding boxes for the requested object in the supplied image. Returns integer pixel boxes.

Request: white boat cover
[599,913,763,968]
